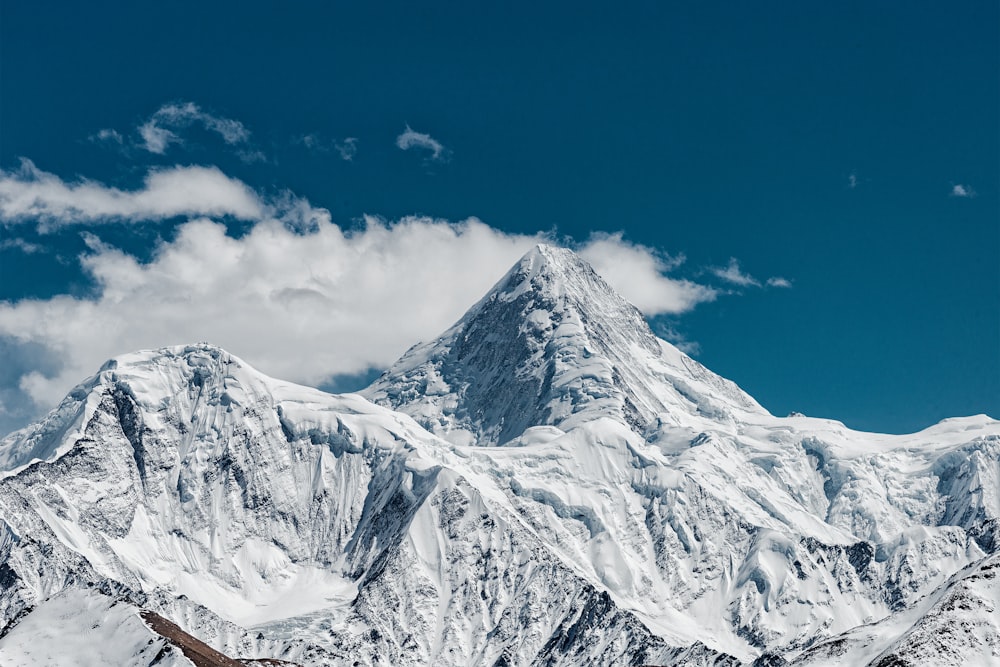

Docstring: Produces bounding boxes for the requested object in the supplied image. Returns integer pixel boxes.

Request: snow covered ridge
[0,244,997,666]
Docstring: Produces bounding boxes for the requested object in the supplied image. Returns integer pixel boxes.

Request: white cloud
[0,160,266,228]
[336,137,359,161]
[0,214,717,417]
[951,184,975,198]
[578,233,714,314]
[848,173,857,189]
[396,125,448,161]
[91,129,124,145]
[298,133,325,151]
[710,257,760,287]
[296,135,357,161]
[138,121,180,154]
[766,276,792,288]
[138,102,252,155]
[0,238,44,254]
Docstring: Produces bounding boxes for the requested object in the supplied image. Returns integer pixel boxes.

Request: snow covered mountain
[0,244,997,666]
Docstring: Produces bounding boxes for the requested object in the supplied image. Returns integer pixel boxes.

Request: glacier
[0,244,996,666]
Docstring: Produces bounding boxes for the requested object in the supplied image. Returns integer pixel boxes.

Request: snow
[0,244,997,666]
[0,588,192,666]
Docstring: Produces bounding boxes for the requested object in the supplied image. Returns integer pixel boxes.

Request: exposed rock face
[0,244,997,665]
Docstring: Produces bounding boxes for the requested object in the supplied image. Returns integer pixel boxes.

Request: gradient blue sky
[0,1,997,435]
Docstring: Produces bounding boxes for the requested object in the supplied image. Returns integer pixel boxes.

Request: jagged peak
[0,343,261,475]
[365,244,763,445]
[483,243,628,308]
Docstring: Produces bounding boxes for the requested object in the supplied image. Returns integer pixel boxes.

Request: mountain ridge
[0,244,997,665]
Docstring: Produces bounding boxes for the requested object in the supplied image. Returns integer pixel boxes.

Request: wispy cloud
[296,134,358,161]
[710,258,792,290]
[848,172,858,189]
[710,257,760,287]
[137,102,258,160]
[298,133,325,152]
[336,137,359,161]
[90,128,124,145]
[396,125,448,161]
[951,184,975,198]
[651,321,701,356]
[0,238,44,254]
[0,160,266,229]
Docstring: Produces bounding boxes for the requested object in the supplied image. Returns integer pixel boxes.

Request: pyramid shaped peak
[521,242,579,264]
[515,243,597,278]
[366,241,763,445]
[487,242,621,311]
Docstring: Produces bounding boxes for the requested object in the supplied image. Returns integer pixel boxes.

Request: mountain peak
[364,245,762,446]
[492,242,619,303]
[0,343,264,474]
[515,242,591,277]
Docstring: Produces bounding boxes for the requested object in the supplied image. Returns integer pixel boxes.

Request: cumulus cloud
[710,258,760,287]
[578,233,714,314]
[396,125,448,161]
[138,102,254,157]
[766,276,792,288]
[0,160,266,228]
[951,184,975,198]
[0,214,718,419]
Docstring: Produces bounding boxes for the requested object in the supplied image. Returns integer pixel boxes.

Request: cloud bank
[0,157,722,428]
[0,128,798,437]
[0,216,715,417]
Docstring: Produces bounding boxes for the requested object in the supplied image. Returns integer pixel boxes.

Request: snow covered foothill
[0,587,192,666]
[0,243,996,665]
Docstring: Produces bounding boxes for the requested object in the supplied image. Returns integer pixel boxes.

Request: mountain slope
[0,344,710,665]
[0,244,997,665]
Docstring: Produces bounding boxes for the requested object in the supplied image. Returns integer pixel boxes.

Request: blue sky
[0,1,996,435]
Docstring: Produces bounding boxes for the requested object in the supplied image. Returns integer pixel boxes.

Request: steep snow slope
[0,244,997,665]
[790,553,1000,666]
[0,344,705,665]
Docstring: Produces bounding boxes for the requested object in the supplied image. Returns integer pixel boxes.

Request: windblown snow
[0,244,996,666]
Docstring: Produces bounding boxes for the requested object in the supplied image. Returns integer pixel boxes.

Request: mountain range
[0,244,996,666]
